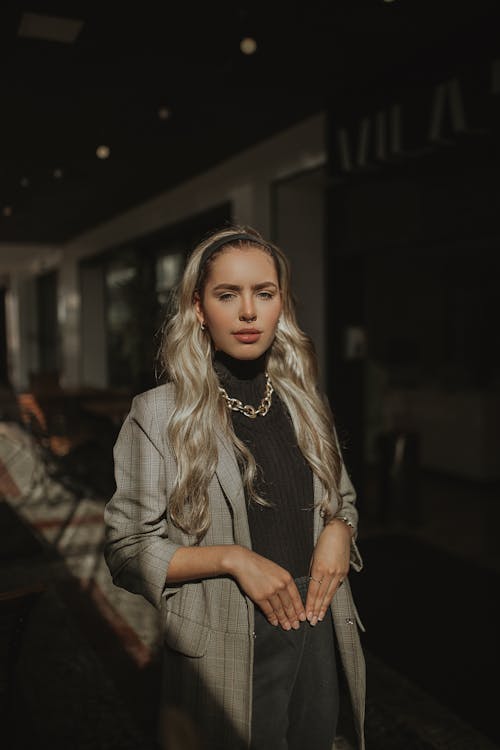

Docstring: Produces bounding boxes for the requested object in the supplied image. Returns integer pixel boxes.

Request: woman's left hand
[305,519,352,626]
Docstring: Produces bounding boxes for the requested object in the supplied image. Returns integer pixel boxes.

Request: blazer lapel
[214,425,252,548]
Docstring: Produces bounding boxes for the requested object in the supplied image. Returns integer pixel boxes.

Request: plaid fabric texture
[104,384,366,749]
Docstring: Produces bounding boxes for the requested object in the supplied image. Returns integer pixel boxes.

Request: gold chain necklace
[218,373,273,418]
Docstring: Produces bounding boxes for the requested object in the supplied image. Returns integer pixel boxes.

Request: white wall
[65,114,326,260]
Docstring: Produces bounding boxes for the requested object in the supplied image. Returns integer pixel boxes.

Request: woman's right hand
[224,546,306,630]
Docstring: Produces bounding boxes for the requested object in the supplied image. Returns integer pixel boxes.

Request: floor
[1,421,499,750]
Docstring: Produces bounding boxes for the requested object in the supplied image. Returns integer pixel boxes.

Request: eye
[218,293,235,302]
[257,291,274,300]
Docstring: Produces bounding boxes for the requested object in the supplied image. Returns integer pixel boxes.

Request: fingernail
[284,623,291,631]
[292,621,300,630]
[307,611,313,621]
[299,612,307,622]
[318,615,324,622]
[311,616,318,626]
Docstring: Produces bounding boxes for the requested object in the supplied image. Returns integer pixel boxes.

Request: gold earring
[201,323,206,331]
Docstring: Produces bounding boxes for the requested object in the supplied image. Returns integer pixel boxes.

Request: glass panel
[155,253,183,305]
[106,258,152,389]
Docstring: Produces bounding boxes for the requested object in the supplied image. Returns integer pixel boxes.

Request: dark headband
[197,233,276,287]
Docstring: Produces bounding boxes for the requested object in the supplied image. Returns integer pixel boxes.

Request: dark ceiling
[0,0,499,245]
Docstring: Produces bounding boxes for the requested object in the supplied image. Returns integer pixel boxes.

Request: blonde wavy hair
[160,225,342,538]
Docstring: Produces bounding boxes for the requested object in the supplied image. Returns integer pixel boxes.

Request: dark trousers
[251,576,339,750]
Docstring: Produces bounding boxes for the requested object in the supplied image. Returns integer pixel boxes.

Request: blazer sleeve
[322,392,363,572]
[103,392,182,609]
[332,424,364,572]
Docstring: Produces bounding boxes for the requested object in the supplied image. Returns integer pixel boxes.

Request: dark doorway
[0,287,8,384]
[36,270,59,375]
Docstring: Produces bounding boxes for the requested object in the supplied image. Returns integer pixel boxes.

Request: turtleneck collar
[213,349,267,385]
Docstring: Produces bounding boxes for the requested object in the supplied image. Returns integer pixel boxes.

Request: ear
[193,291,205,326]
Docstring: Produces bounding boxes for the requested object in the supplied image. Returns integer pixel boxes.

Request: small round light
[20,177,30,188]
[53,168,64,179]
[96,144,110,160]
[240,37,257,55]
[158,106,171,120]
[2,206,13,217]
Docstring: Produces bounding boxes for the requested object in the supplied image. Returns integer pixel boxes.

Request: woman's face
[194,246,282,360]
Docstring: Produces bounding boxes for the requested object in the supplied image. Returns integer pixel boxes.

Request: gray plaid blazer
[104,384,366,750]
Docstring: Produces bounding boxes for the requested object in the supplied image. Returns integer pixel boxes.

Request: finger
[306,573,332,620]
[278,594,301,629]
[305,576,321,620]
[269,594,292,630]
[285,580,306,624]
[258,599,278,627]
[317,577,339,622]
[309,574,333,625]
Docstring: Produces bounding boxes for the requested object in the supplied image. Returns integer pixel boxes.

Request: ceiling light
[53,168,64,179]
[240,37,257,55]
[158,106,171,120]
[2,206,13,217]
[20,177,30,188]
[96,145,110,160]
[18,12,84,43]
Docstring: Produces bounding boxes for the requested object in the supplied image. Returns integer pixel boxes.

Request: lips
[233,329,261,343]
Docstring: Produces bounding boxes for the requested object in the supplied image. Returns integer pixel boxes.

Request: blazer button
[346,618,354,625]
[252,631,257,639]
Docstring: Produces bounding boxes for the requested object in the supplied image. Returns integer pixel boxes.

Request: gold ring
[309,575,323,584]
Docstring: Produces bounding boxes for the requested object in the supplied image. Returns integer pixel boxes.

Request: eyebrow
[211,282,278,292]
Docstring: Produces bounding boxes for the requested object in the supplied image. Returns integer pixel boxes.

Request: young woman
[104,226,365,750]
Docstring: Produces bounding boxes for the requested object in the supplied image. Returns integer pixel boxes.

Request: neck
[213,350,267,381]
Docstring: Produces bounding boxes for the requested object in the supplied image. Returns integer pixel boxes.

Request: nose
[239,295,256,322]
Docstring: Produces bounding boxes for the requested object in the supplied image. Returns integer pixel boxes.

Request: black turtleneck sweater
[213,351,314,579]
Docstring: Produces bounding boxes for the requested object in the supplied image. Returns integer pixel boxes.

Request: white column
[230,182,271,237]
[5,273,38,391]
